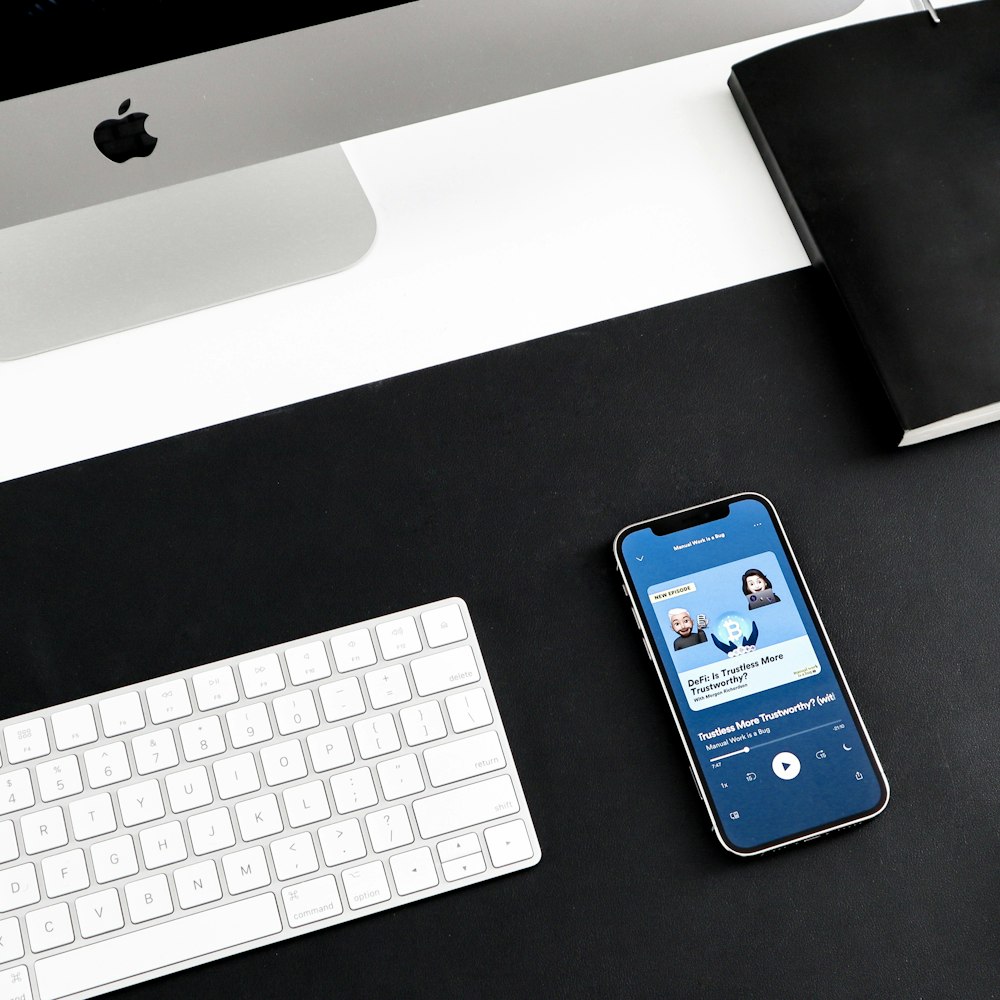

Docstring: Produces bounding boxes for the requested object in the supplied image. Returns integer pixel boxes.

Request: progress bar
[748,719,843,752]
[707,720,844,762]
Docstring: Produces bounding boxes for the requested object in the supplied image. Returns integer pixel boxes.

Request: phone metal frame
[613,491,890,857]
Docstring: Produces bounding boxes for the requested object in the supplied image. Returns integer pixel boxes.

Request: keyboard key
[69,793,117,840]
[4,719,50,767]
[318,678,365,723]
[376,754,425,800]
[117,779,166,827]
[213,753,261,800]
[317,819,367,867]
[342,861,390,910]
[282,874,342,927]
[285,642,332,685]
[33,895,281,1000]
[235,794,283,841]
[305,727,354,773]
[484,819,534,867]
[179,716,227,762]
[41,849,90,898]
[165,766,213,813]
[364,665,411,710]
[91,836,139,885]
[139,821,188,869]
[0,968,29,1000]
[0,864,39,913]
[98,693,145,738]
[437,832,481,864]
[145,679,192,725]
[421,603,468,648]
[329,629,376,673]
[365,805,413,853]
[222,846,271,894]
[125,874,173,923]
[270,832,319,881]
[26,902,74,953]
[50,705,98,751]
[36,756,83,802]
[0,770,34,816]
[353,714,400,760]
[329,768,378,815]
[272,691,320,736]
[84,742,131,788]
[442,851,487,882]
[410,646,480,697]
[187,808,236,856]
[390,846,439,896]
[282,780,331,829]
[192,666,239,711]
[174,860,222,910]
[424,731,505,788]
[412,774,519,839]
[238,653,285,698]
[260,740,308,786]
[132,729,179,775]
[20,807,68,855]
[399,701,447,746]
[445,688,493,733]
[375,616,422,660]
[76,888,125,938]
[0,916,24,963]
[0,822,17,864]
[226,704,273,749]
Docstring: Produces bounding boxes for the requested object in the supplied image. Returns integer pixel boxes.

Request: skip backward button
[771,751,801,780]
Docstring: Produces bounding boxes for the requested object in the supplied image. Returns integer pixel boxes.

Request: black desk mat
[2,267,996,999]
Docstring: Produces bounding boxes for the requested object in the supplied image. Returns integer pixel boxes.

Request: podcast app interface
[622,498,883,849]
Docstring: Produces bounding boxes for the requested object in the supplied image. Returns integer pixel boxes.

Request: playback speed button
[771,751,801,780]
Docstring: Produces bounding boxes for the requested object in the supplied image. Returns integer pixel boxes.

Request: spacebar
[35,893,282,1000]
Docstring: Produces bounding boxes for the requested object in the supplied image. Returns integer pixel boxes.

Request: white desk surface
[0,0,960,485]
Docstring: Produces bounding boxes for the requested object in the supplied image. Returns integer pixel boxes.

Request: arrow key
[389,846,438,896]
[484,819,534,868]
[442,851,486,883]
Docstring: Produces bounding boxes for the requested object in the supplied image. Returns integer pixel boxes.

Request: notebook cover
[1,269,997,999]
[729,0,1000,442]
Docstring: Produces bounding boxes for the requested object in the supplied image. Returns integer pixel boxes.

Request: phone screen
[617,495,887,854]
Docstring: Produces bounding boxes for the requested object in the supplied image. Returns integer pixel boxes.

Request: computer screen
[0,0,860,357]
[2,3,411,101]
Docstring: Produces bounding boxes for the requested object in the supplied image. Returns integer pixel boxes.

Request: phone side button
[631,605,642,630]
[641,635,655,663]
[688,767,703,801]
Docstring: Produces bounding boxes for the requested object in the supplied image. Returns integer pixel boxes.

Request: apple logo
[93,99,158,163]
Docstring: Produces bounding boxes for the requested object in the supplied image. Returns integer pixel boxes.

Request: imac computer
[0,0,860,359]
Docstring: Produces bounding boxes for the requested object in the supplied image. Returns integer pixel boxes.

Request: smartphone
[614,493,888,856]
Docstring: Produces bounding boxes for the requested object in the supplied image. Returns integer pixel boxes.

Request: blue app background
[621,497,885,851]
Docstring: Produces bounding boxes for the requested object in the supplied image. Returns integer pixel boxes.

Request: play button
[771,751,801,780]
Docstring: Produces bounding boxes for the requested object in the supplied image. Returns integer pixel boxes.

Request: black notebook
[729,0,1000,445]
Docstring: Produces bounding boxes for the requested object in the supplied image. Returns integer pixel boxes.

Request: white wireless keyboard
[0,598,539,1000]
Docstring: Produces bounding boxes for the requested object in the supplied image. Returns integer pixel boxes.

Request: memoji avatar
[710,613,759,657]
[742,568,781,610]
[668,608,710,651]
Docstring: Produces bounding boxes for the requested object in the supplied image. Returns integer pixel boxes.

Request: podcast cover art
[648,551,821,710]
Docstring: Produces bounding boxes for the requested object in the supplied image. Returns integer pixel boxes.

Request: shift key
[412,775,519,838]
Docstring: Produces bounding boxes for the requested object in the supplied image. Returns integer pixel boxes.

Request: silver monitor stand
[1,146,374,360]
